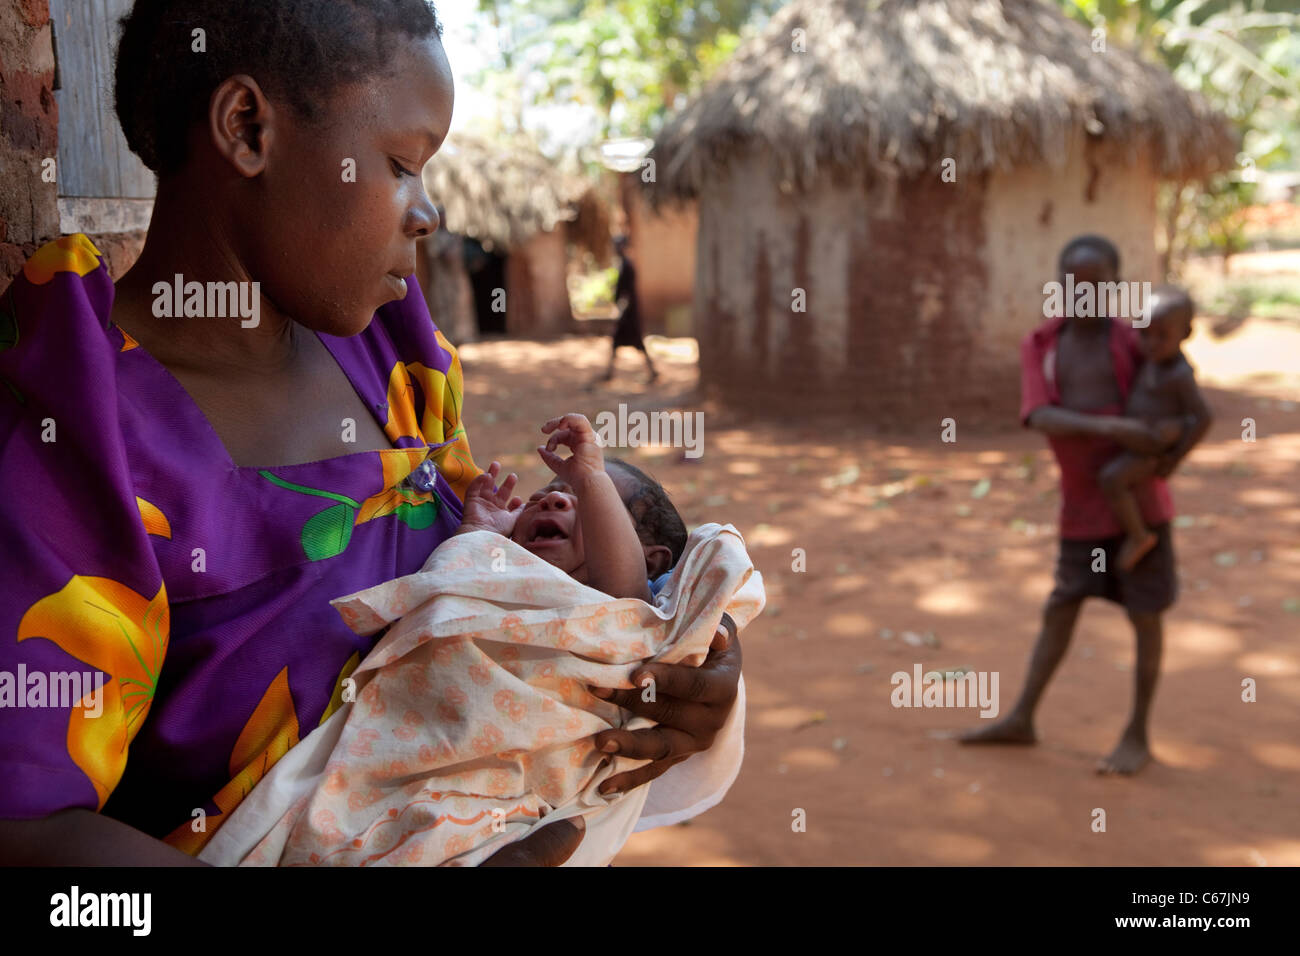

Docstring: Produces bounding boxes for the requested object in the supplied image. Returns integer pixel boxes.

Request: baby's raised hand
[537,413,605,486]
[458,461,524,537]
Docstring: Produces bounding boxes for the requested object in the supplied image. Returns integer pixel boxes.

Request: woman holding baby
[0,0,742,865]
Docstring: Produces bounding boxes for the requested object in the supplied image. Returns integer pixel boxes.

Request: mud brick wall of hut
[1,0,59,293]
[694,141,1158,424]
[503,228,574,338]
[2,0,151,294]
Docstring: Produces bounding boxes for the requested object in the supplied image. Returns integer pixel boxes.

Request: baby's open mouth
[525,516,569,545]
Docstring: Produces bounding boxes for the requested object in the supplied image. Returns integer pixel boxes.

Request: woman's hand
[457,461,524,537]
[588,615,742,795]
[479,816,584,866]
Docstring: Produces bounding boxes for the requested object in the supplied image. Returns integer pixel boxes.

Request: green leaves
[301,503,356,562]
[393,500,441,531]
[470,0,782,145]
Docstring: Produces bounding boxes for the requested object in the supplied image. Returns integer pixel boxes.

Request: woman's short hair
[114,0,443,176]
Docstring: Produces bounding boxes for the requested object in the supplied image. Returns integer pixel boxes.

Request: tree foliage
[470,0,782,145]
[1055,1,1299,270]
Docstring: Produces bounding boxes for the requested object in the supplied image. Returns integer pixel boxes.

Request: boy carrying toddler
[963,236,1210,775]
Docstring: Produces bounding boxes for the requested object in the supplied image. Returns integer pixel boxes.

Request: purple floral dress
[0,234,481,855]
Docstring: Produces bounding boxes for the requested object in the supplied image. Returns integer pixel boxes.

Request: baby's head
[510,458,686,582]
[1140,286,1194,363]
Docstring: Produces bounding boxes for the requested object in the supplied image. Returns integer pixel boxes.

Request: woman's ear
[208,74,274,177]
[643,544,672,579]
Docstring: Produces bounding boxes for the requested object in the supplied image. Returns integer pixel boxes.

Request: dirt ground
[455,258,1300,867]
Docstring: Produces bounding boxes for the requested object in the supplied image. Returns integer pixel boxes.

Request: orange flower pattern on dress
[22,234,103,285]
[380,343,479,503]
[165,666,303,854]
[17,576,169,810]
[136,497,171,539]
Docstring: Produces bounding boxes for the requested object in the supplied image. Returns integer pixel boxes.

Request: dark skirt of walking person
[611,257,647,351]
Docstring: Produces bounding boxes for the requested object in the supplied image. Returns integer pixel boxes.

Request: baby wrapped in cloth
[201,416,762,866]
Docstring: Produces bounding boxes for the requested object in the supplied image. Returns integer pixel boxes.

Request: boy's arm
[1155,374,1213,477]
[1018,330,1164,454]
[1026,406,1169,455]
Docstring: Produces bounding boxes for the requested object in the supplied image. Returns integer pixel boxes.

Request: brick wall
[0,0,58,294]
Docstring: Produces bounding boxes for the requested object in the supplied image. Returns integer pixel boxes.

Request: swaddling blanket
[209,522,762,866]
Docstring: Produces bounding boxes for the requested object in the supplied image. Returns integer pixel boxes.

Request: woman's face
[239,35,453,336]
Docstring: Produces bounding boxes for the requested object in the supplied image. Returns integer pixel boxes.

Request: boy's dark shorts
[1048,523,1177,614]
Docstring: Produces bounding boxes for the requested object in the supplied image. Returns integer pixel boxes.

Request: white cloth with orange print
[199,522,763,867]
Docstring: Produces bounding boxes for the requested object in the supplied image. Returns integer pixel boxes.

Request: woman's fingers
[625,645,742,708]
[591,685,714,729]
[599,755,689,796]
[591,726,694,794]
[479,816,585,867]
[593,724,689,762]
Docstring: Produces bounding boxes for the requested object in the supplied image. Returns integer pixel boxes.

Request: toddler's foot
[1118,531,1157,572]
[1096,733,1151,775]
[959,714,1036,745]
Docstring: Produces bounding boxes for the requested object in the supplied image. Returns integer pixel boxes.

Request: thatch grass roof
[648,0,1238,204]
[423,134,603,253]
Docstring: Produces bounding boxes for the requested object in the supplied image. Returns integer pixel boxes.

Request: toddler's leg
[1100,452,1160,572]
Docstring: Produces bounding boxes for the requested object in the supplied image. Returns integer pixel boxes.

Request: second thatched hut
[648,0,1236,420]
[418,133,610,343]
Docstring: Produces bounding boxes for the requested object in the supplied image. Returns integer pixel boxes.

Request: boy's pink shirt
[1020,316,1175,540]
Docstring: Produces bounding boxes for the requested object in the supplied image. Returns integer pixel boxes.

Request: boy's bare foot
[959,714,1036,745]
[1097,733,1151,775]
[1117,531,1157,573]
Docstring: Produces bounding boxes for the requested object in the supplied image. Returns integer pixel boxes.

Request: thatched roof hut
[423,134,603,253]
[646,0,1237,419]
[651,0,1234,200]
[417,134,611,340]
